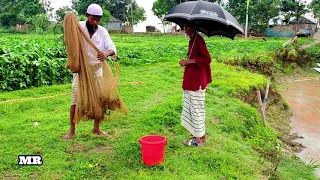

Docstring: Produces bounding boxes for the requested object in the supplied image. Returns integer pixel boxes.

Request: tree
[152,0,175,20]
[71,0,107,15]
[0,0,46,27]
[107,0,146,25]
[226,0,247,25]
[100,8,112,25]
[226,0,281,35]
[250,0,281,34]
[41,0,54,19]
[29,13,50,34]
[106,0,128,23]
[152,0,175,32]
[55,6,73,22]
[281,0,309,31]
[309,0,320,28]
[71,0,145,25]
[125,1,146,25]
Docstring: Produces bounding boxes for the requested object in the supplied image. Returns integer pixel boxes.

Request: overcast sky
[50,0,314,32]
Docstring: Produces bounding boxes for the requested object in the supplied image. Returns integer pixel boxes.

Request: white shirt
[80,21,117,66]
[79,21,116,76]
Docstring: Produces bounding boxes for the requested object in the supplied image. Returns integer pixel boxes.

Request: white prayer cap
[86,4,103,16]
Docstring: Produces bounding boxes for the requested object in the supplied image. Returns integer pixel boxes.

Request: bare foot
[93,129,110,137]
[64,131,75,140]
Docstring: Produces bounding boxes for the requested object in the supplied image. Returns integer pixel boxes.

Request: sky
[50,0,162,32]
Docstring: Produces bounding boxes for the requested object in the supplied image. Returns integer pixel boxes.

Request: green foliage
[71,0,145,25]
[281,0,309,29]
[274,45,313,72]
[0,36,70,91]
[71,0,107,15]
[0,33,318,179]
[274,157,319,180]
[223,54,276,76]
[226,0,281,35]
[216,37,316,75]
[55,6,74,22]
[79,15,87,21]
[125,4,146,25]
[100,9,112,25]
[309,0,320,25]
[1,34,318,92]
[30,14,50,34]
[41,0,54,19]
[0,0,46,27]
[306,43,320,62]
[152,0,176,19]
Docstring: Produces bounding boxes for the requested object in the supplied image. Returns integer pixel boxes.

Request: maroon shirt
[182,34,212,91]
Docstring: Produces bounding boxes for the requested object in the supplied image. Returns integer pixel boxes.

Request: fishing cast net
[64,13,127,124]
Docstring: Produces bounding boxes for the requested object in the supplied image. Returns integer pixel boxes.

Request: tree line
[152,0,320,34]
[1,0,319,34]
[0,0,146,32]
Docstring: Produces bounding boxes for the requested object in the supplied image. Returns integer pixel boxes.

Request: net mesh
[64,13,127,124]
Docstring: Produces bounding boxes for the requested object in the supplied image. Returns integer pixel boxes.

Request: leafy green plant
[0,36,70,91]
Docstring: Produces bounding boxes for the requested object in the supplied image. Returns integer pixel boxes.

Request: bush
[274,45,313,71]
[0,37,71,91]
[223,54,276,76]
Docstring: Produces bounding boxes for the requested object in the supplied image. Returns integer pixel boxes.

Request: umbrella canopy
[163,0,244,39]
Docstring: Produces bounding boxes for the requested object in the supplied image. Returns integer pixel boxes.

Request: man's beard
[86,21,98,34]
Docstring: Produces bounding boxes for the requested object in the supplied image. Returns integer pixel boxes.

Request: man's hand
[97,52,107,61]
[179,59,195,66]
[97,50,115,61]
[179,59,188,66]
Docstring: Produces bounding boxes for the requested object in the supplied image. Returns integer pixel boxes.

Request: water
[280,77,320,177]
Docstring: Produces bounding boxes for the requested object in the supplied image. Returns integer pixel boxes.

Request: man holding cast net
[63,4,127,140]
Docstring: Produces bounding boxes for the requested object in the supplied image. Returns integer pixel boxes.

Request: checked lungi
[181,89,206,137]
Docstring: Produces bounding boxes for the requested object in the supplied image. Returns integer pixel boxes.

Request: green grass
[275,157,319,180]
[0,62,267,179]
[0,34,318,179]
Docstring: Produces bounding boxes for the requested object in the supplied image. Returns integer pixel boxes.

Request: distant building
[267,15,317,37]
[289,16,317,33]
[106,16,123,31]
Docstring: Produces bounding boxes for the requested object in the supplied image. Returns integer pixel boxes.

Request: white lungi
[181,89,206,137]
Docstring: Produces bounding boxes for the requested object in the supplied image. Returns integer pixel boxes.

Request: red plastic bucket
[139,135,167,166]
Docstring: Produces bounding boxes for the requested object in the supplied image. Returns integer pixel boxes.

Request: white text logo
[18,155,43,166]
[200,10,218,17]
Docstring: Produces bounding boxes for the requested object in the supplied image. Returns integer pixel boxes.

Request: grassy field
[0,34,318,179]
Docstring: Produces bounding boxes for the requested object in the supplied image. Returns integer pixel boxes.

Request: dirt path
[279,77,320,177]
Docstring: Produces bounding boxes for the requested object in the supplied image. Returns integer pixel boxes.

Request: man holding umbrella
[164,1,244,147]
[180,21,212,147]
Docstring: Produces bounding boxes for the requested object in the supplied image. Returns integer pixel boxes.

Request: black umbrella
[163,0,244,39]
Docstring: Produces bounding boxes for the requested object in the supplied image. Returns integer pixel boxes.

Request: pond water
[279,77,320,177]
